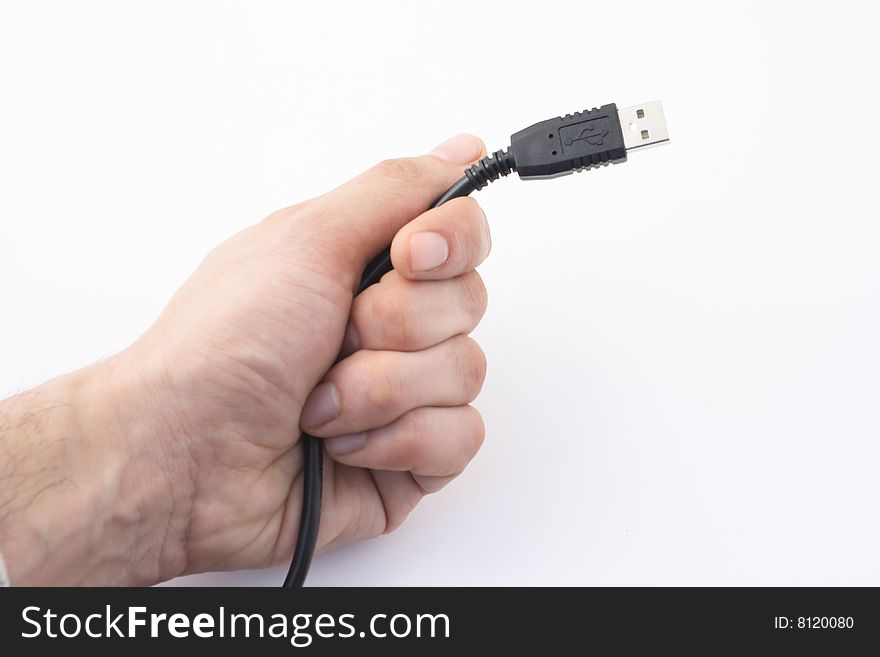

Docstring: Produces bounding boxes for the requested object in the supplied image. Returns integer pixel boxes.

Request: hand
[0,134,490,584]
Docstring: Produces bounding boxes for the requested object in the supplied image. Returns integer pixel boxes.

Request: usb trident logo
[563,123,608,147]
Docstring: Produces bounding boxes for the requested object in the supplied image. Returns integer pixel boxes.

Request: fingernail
[429,133,483,165]
[340,322,360,357]
[410,231,449,272]
[325,432,367,455]
[300,382,340,428]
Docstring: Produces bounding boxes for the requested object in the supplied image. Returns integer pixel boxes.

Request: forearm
[0,356,190,585]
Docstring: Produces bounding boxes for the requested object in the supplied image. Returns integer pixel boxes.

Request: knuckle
[261,208,285,226]
[449,407,485,474]
[394,410,426,464]
[460,272,489,325]
[466,197,488,228]
[457,198,490,262]
[371,157,428,184]
[364,354,401,412]
[368,289,417,347]
[478,205,491,259]
[465,406,486,457]
[454,336,487,400]
[402,408,427,443]
[261,203,304,228]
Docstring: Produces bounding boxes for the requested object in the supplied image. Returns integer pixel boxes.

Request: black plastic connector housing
[510,103,627,179]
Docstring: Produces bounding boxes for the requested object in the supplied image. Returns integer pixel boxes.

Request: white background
[1,1,878,586]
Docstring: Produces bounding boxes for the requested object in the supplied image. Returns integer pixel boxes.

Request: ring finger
[342,270,487,355]
[323,405,485,479]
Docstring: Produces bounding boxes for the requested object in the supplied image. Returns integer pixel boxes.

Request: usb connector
[510,100,669,179]
[617,101,669,151]
[461,100,670,186]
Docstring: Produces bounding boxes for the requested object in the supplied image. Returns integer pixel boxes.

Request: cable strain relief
[464,148,515,191]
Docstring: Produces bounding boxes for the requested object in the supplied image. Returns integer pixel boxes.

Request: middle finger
[343,270,488,355]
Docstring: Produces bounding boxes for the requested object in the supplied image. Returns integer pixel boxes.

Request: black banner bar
[1,587,876,654]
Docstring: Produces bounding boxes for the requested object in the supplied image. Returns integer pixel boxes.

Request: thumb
[305,134,485,281]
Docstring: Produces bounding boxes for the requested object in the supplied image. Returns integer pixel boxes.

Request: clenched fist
[0,134,491,585]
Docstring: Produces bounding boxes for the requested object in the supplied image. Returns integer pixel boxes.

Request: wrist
[0,354,192,585]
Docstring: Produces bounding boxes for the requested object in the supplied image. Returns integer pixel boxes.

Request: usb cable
[284,100,670,587]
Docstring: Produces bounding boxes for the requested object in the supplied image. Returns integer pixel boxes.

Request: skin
[0,134,491,585]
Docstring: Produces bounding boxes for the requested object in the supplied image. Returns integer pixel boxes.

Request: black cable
[282,432,322,587]
[283,101,669,586]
